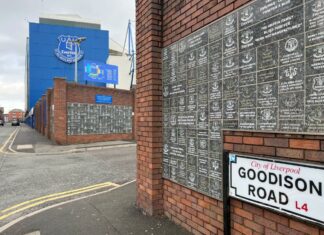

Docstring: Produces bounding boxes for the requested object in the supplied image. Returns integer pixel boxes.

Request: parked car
[11,119,20,126]
[0,120,4,126]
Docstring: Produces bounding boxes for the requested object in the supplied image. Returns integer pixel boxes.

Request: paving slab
[11,124,136,154]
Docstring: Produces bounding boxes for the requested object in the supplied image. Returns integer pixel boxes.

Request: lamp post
[72,37,86,83]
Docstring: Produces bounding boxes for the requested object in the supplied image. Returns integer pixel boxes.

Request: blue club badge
[54,35,84,63]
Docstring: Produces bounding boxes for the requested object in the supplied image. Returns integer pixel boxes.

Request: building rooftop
[39,14,101,29]
[9,109,24,113]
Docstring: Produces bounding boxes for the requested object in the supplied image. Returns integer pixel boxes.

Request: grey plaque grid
[162,0,324,200]
[67,103,132,135]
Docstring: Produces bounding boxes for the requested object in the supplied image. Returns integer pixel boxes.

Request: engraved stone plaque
[162,0,324,201]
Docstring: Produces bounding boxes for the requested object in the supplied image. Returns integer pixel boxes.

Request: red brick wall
[136,0,324,234]
[53,78,67,144]
[65,82,135,144]
[224,131,324,235]
[162,132,324,235]
[164,179,224,235]
[136,0,164,216]
[162,0,251,47]
[33,78,135,145]
[45,89,52,139]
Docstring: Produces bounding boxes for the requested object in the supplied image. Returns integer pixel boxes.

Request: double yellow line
[0,181,119,220]
[0,127,19,153]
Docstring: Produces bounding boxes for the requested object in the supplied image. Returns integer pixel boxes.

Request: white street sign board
[229,154,324,226]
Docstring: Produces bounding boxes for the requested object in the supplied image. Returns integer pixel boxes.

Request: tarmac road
[0,124,17,150]
[0,143,136,226]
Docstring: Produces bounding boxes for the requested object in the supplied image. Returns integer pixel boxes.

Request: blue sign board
[95,95,113,104]
[84,60,118,84]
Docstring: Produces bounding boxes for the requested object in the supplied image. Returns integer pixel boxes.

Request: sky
[0,0,135,113]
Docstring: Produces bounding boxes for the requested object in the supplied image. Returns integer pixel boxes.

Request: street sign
[95,95,112,104]
[229,153,324,226]
[84,60,118,84]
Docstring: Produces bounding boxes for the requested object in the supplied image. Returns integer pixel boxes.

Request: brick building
[8,109,24,122]
[135,0,324,235]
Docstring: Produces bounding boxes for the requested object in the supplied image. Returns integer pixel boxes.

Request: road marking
[16,145,33,150]
[7,127,20,153]
[0,127,19,153]
[0,181,119,220]
[0,180,136,233]
[0,181,119,214]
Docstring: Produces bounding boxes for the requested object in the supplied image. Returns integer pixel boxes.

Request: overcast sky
[0,0,135,113]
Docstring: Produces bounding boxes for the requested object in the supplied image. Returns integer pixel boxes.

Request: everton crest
[54,35,84,63]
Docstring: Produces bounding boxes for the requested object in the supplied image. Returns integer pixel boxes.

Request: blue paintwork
[84,60,118,84]
[28,23,109,109]
[95,95,113,104]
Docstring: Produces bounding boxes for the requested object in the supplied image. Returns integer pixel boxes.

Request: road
[0,124,136,226]
[0,124,17,150]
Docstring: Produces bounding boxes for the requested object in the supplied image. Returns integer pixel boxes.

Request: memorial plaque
[209,21,223,42]
[305,0,324,31]
[279,91,304,119]
[257,42,278,70]
[239,109,256,130]
[67,103,132,135]
[187,154,197,172]
[187,171,198,189]
[239,49,256,74]
[209,59,222,80]
[305,105,324,132]
[279,64,304,92]
[306,45,324,75]
[198,175,209,193]
[198,157,208,175]
[209,41,222,62]
[209,80,222,100]
[239,85,256,109]
[209,100,222,119]
[240,73,256,86]
[257,82,278,107]
[223,76,239,99]
[223,99,238,119]
[162,0,324,200]
[210,120,222,140]
[257,108,278,130]
[307,28,324,46]
[224,33,238,57]
[280,35,304,65]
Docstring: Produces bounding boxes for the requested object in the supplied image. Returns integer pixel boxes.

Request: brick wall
[33,78,135,145]
[136,0,324,234]
[162,131,324,235]
[136,0,164,216]
[224,131,324,235]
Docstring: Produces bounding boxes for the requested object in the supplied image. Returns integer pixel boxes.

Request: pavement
[0,182,190,235]
[5,124,135,154]
[0,125,190,235]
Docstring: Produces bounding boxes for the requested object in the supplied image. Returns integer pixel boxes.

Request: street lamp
[71,37,86,83]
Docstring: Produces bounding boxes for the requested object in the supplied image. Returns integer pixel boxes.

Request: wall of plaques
[162,0,324,200]
[67,103,132,135]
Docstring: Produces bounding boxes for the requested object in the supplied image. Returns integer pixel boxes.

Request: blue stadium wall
[28,23,109,110]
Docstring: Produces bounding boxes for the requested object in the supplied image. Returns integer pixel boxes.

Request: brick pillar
[136,0,164,215]
[36,101,40,132]
[131,86,136,141]
[41,95,46,135]
[53,78,67,145]
[46,89,51,139]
